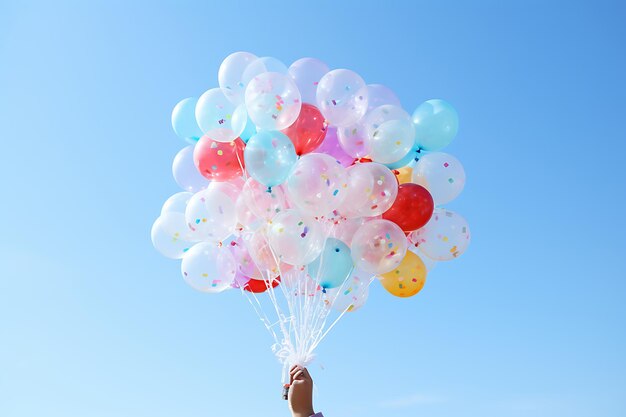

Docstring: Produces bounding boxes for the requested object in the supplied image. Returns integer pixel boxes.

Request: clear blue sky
[1,1,625,416]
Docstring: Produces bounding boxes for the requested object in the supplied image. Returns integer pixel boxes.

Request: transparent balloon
[151,212,194,259]
[207,177,244,200]
[341,162,398,217]
[185,188,237,243]
[268,209,325,265]
[242,177,289,221]
[229,235,262,279]
[241,56,289,87]
[286,153,348,217]
[219,51,258,105]
[366,84,401,111]
[172,145,209,192]
[244,130,298,187]
[235,193,261,231]
[242,226,281,279]
[409,208,470,261]
[195,88,247,142]
[288,58,329,104]
[350,219,407,274]
[161,191,193,215]
[379,250,427,298]
[412,152,466,205]
[171,97,203,143]
[363,105,415,164]
[181,242,237,293]
[316,69,368,127]
[412,99,459,151]
[324,270,371,312]
[245,72,302,131]
[308,238,354,289]
[336,121,370,158]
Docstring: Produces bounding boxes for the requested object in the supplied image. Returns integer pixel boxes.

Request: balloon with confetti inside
[288,57,329,105]
[316,69,368,127]
[245,72,301,131]
[350,219,407,274]
[219,51,258,105]
[181,242,237,293]
[409,208,471,261]
[286,153,348,217]
[412,152,466,205]
[242,177,289,221]
[195,88,247,142]
[151,212,195,259]
[155,52,470,382]
[324,271,372,312]
[185,187,237,243]
[268,209,326,265]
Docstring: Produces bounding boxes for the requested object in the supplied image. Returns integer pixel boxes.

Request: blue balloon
[412,99,459,151]
[308,238,354,289]
[240,116,257,143]
[171,97,203,143]
[384,144,420,170]
[244,130,298,187]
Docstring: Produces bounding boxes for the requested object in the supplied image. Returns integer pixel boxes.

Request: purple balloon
[172,145,209,192]
[313,127,355,167]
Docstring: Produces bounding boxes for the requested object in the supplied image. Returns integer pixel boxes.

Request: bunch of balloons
[153,52,471,375]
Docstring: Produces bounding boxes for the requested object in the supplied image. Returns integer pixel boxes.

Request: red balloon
[193,136,245,181]
[382,183,434,232]
[244,276,281,293]
[282,104,327,155]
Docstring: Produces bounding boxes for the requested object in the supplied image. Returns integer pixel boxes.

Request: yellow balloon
[380,250,427,297]
[394,166,413,185]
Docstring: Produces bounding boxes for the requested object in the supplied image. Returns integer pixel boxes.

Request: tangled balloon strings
[153,52,471,385]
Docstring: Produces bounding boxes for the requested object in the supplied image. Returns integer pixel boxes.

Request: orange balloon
[394,166,413,185]
[380,250,427,298]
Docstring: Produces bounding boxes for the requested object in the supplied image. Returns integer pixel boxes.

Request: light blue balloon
[412,99,459,151]
[239,116,257,143]
[384,144,421,169]
[171,97,203,143]
[308,238,354,289]
[244,130,298,187]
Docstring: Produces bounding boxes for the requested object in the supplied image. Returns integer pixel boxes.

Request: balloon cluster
[153,52,471,367]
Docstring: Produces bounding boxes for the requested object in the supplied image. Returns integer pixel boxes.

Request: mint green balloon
[171,97,203,143]
[412,99,459,151]
[308,238,354,289]
[244,130,297,187]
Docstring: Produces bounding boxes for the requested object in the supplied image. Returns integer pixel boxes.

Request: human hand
[288,366,315,417]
